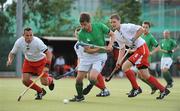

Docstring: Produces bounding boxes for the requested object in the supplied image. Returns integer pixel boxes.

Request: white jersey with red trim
[114,23,145,49]
[11,36,47,62]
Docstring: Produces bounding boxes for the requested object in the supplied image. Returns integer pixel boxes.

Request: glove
[167,50,174,53]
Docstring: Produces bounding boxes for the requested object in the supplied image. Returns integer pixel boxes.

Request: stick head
[105,75,113,82]
[17,96,22,102]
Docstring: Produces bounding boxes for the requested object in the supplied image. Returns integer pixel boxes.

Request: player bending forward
[7,27,54,100]
[110,14,170,99]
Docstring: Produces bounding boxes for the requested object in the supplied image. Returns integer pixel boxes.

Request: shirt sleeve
[172,39,177,48]
[150,35,159,47]
[10,39,20,54]
[37,38,48,52]
[100,23,110,34]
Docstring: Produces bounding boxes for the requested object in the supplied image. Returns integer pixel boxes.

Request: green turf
[0,78,180,111]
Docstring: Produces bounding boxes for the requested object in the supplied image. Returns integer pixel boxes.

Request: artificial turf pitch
[0,77,180,111]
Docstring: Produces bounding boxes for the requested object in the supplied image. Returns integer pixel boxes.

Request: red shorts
[128,43,150,68]
[22,57,48,78]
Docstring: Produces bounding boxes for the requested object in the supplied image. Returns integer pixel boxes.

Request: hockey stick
[54,67,77,80]
[17,72,44,101]
[77,42,106,50]
[105,49,130,82]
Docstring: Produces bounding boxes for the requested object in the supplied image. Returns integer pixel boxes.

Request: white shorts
[161,57,173,69]
[78,53,107,73]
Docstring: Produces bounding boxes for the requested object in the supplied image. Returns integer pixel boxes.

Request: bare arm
[132,27,144,42]
[116,47,126,67]
[6,52,15,66]
[106,30,115,51]
[44,50,53,63]
[150,45,160,55]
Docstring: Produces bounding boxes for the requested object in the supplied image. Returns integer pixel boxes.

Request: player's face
[23,30,33,43]
[142,24,149,34]
[80,22,91,32]
[163,31,170,39]
[110,18,120,30]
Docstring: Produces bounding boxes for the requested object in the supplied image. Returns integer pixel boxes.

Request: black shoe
[83,84,93,95]
[48,80,55,91]
[69,95,85,102]
[166,83,173,88]
[96,88,110,97]
[35,88,46,100]
[151,87,157,95]
[156,88,170,100]
[128,87,142,98]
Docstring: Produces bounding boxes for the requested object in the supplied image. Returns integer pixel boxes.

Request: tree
[105,0,142,24]
[6,0,74,36]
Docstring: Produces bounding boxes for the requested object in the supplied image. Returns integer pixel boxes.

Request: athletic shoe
[128,87,142,97]
[166,83,173,88]
[151,87,157,95]
[96,88,110,97]
[35,88,46,100]
[69,95,85,102]
[156,88,170,100]
[82,84,93,95]
[48,80,55,91]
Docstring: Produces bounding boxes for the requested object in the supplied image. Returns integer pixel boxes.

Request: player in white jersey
[6,27,54,100]
[110,14,170,99]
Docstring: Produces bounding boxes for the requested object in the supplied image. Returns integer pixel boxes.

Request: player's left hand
[167,50,174,53]
[106,45,113,52]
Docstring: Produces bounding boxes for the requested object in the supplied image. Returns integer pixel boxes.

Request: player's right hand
[6,60,12,66]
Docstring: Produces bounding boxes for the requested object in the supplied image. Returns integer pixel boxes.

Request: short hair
[164,29,170,33]
[79,12,91,23]
[143,21,151,28]
[110,14,121,21]
[24,27,32,32]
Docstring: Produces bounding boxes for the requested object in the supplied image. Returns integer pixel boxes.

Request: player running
[6,27,54,100]
[110,14,170,99]
[69,12,115,102]
[74,28,110,97]
[139,21,160,94]
[159,29,178,88]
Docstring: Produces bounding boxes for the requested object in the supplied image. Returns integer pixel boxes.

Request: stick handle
[19,73,44,98]
[105,49,130,82]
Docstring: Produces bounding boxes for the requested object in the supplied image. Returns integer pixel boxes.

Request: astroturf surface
[0,77,180,111]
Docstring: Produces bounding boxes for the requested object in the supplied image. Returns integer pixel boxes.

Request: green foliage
[105,0,142,24]
[0,12,9,34]
[6,0,74,36]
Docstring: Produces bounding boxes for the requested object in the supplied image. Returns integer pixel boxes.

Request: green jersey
[78,22,110,47]
[141,33,158,62]
[160,38,177,58]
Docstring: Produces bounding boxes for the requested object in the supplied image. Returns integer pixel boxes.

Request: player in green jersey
[69,12,115,102]
[140,21,159,94]
[159,29,178,88]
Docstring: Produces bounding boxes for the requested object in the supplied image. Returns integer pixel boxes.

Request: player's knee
[122,64,129,72]
[161,68,168,73]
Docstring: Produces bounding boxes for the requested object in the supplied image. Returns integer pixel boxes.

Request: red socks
[24,80,42,93]
[148,76,165,92]
[125,69,139,89]
[95,73,106,90]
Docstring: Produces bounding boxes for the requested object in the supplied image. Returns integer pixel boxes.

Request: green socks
[76,82,83,97]
[163,71,173,84]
